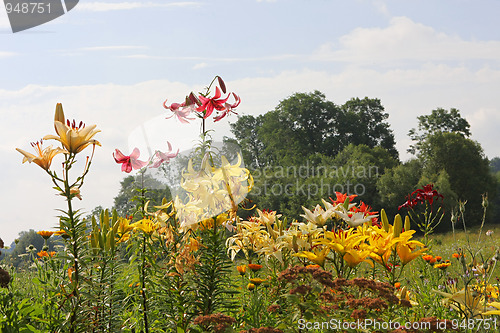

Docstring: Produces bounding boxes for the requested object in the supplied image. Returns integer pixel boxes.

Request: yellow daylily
[396,240,427,266]
[316,229,366,255]
[294,246,330,267]
[116,217,134,236]
[131,218,158,235]
[343,248,373,268]
[16,140,67,170]
[43,103,101,154]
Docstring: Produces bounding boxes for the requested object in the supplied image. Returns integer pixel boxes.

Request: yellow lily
[16,140,67,170]
[294,246,330,267]
[316,229,366,255]
[43,103,101,154]
[343,248,373,268]
[396,240,427,265]
[131,218,158,235]
[434,287,487,317]
[483,302,500,316]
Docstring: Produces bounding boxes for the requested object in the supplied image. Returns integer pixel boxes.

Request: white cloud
[76,1,201,12]
[0,51,16,58]
[193,62,208,70]
[79,45,148,51]
[314,16,500,64]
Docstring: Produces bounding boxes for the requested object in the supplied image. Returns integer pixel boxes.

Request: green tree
[113,174,172,217]
[340,97,398,159]
[227,114,267,168]
[230,91,398,167]
[408,108,471,154]
[248,145,397,220]
[418,132,495,226]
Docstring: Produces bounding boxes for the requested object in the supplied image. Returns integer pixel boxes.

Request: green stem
[141,235,149,333]
[64,155,81,333]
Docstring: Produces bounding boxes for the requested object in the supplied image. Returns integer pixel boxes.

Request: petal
[113,149,128,163]
[130,148,141,160]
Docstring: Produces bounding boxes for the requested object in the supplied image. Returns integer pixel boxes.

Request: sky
[1,0,500,245]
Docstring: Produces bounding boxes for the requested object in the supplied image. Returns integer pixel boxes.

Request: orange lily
[16,140,66,170]
[43,103,100,154]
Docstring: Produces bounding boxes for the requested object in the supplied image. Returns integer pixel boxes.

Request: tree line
[225,91,497,231]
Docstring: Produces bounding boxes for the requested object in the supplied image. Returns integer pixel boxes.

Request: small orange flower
[37,231,54,240]
[249,278,266,286]
[434,261,451,270]
[452,253,465,259]
[248,264,262,272]
[306,264,320,269]
[247,283,256,291]
[429,257,437,264]
[236,265,247,275]
[394,282,401,289]
[435,256,442,262]
[37,251,49,258]
[422,255,433,262]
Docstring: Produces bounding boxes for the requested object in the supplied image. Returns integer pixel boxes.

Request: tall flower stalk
[16,103,100,332]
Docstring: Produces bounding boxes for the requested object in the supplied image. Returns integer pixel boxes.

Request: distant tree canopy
[229,91,398,168]
[113,174,172,217]
[228,94,498,230]
[408,108,471,154]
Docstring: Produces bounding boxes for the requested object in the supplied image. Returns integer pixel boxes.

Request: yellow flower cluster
[174,153,253,231]
[227,199,426,272]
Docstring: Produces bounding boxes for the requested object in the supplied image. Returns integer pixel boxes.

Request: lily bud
[381,209,389,232]
[404,215,411,232]
[55,103,65,124]
[292,235,299,253]
[393,214,402,238]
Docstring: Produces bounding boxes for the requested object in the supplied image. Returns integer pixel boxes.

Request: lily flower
[113,148,147,173]
[196,87,228,119]
[213,93,241,122]
[335,209,372,227]
[343,248,373,268]
[294,247,330,267]
[164,100,196,124]
[301,205,331,227]
[150,141,179,168]
[396,240,427,266]
[16,140,67,171]
[43,103,101,154]
[131,218,158,235]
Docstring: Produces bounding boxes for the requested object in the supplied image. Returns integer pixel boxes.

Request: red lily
[196,87,228,119]
[330,192,357,205]
[113,148,147,173]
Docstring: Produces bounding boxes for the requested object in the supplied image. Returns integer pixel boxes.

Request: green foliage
[3,230,56,268]
[408,107,471,154]
[193,225,238,316]
[248,145,397,220]
[419,132,496,226]
[229,91,398,167]
[113,174,172,217]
